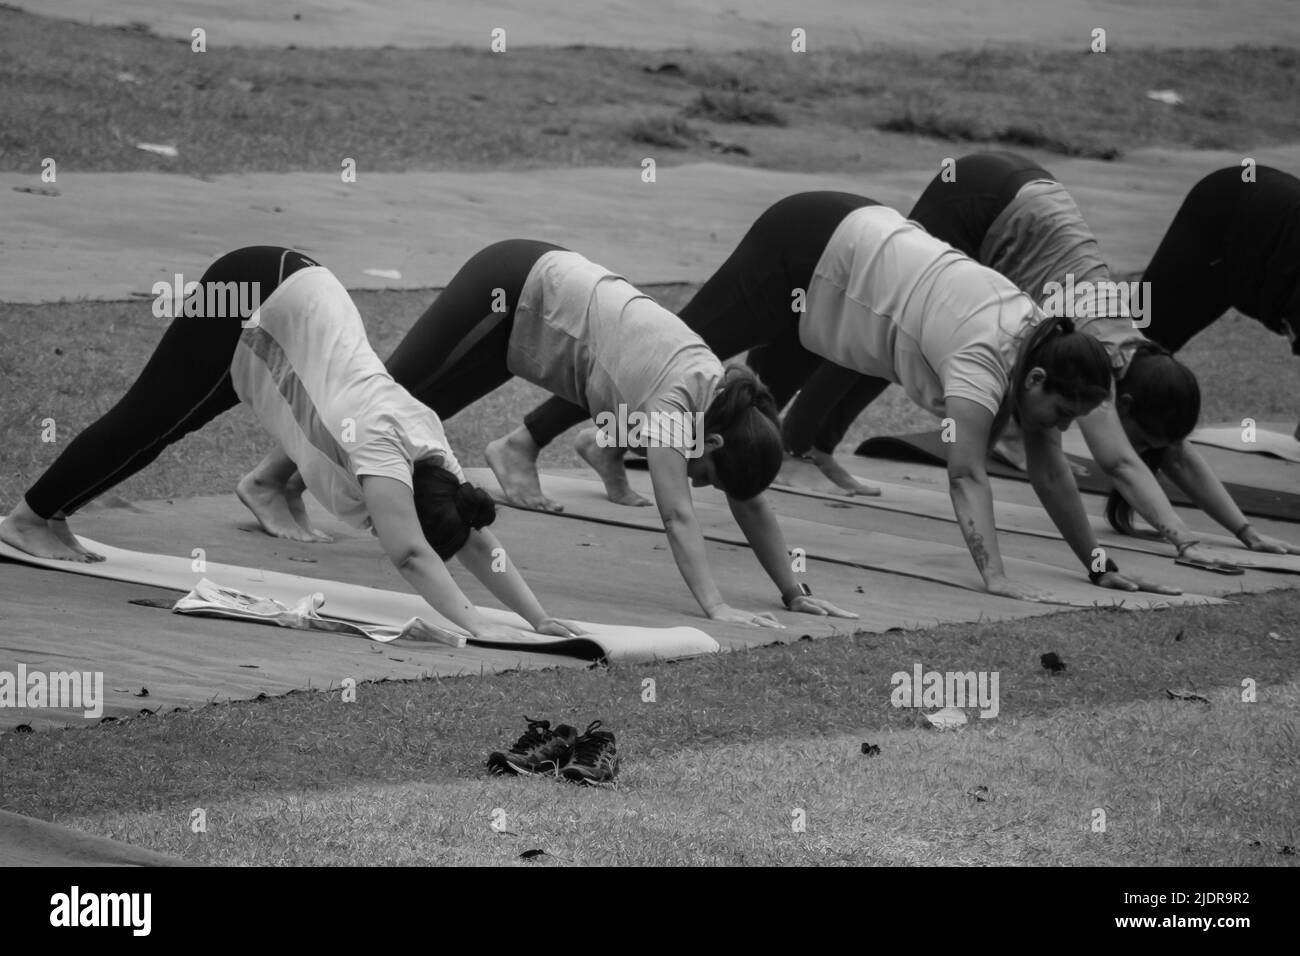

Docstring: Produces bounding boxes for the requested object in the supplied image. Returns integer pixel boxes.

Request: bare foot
[575,428,652,507]
[237,472,332,541]
[48,518,105,561]
[283,474,333,542]
[0,504,91,562]
[485,428,563,512]
[809,449,881,496]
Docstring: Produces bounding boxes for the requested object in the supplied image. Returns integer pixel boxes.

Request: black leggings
[521,192,878,448]
[24,247,316,519]
[385,239,562,425]
[777,152,1053,455]
[1142,165,1300,353]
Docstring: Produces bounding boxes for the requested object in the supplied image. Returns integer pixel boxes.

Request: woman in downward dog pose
[0,247,580,643]
[1141,164,1300,356]
[683,192,1182,600]
[758,154,1298,557]
[380,239,858,627]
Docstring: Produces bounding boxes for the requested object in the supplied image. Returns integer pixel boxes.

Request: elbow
[659,507,694,534]
[947,464,984,489]
[391,547,432,574]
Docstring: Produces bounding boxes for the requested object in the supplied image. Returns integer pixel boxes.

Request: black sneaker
[560,720,619,785]
[487,716,577,776]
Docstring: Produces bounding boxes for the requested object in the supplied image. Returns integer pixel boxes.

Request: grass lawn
[4,7,1300,177]
[2,594,1297,864]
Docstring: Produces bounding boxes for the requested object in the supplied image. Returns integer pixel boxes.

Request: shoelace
[571,721,613,763]
[510,716,553,754]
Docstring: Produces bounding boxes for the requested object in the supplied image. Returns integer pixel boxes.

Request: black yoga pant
[776,152,1054,456]
[908,151,1054,257]
[521,192,879,448]
[1141,165,1300,353]
[24,246,316,519]
[385,239,563,427]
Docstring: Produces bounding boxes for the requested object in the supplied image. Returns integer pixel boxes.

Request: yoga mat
[466,469,1224,610]
[771,458,1300,575]
[0,810,188,867]
[854,431,1300,523]
[1191,423,1300,464]
[0,538,718,663]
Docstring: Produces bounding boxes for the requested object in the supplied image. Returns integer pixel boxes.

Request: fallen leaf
[519,848,547,860]
[1164,688,1210,704]
[860,742,881,756]
[1040,652,1067,673]
[967,785,990,802]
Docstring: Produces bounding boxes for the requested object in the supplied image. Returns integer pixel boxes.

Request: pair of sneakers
[487,716,619,785]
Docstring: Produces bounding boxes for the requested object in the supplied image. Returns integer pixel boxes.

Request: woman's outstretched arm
[646,445,782,628]
[361,475,526,642]
[455,527,585,636]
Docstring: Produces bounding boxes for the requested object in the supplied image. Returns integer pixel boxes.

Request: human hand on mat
[984,576,1055,603]
[534,617,586,637]
[709,604,785,628]
[1091,570,1182,595]
[1179,544,1241,569]
[786,594,859,618]
[1243,532,1300,555]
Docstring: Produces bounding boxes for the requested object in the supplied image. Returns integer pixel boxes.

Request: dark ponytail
[702,364,783,500]
[1105,343,1201,534]
[994,314,1113,442]
[411,460,496,560]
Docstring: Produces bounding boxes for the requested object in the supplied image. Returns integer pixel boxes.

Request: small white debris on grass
[1146,89,1183,105]
[924,707,967,730]
[136,143,179,157]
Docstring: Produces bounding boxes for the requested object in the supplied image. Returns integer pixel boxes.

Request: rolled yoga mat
[854,431,1300,523]
[0,538,719,663]
[1190,423,1300,464]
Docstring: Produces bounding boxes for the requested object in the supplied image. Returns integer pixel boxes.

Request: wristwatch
[1088,557,1118,584]
[783,582,812,609]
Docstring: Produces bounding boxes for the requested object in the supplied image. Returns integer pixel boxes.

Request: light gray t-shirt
[508,250,723,456]
[798,205,1043,419]
[230,267,463,531]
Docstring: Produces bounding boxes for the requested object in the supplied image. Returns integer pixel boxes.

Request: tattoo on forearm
[961,517,991,573]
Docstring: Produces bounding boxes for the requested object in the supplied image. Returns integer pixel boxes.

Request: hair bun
[454,482,497,529]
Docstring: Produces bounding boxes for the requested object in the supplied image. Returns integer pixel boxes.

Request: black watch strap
[1089,557,1119,584]
[783,582,812,608]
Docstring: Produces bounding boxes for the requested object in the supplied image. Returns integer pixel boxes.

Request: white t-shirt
[798,205,1043,418]
[230,267,464,530]
[507,250,723,456]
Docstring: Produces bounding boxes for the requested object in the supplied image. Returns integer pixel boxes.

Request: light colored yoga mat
[0,810,189,867]
[466,468,1225,610]
[0,538,719,663]
[773,458,1300,575]
[1191,423,1300,464]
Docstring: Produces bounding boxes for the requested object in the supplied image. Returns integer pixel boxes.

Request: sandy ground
[25,0,1300,50]
[7,144,1300,303]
